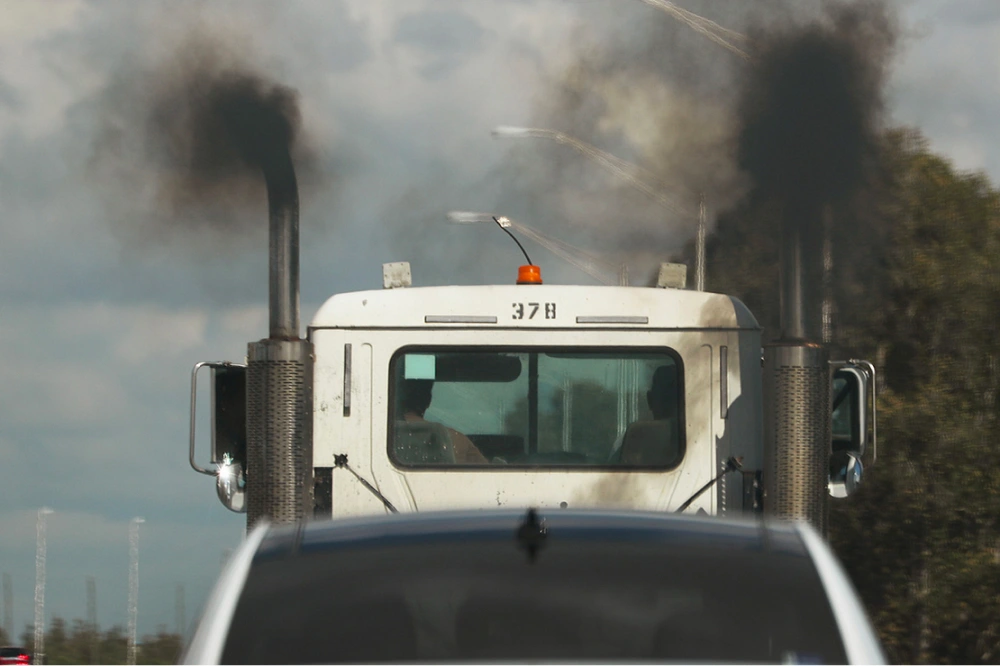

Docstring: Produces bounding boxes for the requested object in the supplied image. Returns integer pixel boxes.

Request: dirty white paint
[309,284,762,518]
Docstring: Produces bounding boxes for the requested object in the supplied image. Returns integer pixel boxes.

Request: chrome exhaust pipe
[246,149,314,530]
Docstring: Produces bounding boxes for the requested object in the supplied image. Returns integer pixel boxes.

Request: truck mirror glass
[829,361,876,499]
[828,451,863,499]
[216,456,247,513]
[212,365,247,469]
[832,366,868,458]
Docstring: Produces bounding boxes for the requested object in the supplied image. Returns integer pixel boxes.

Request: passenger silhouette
[400,379,488,464]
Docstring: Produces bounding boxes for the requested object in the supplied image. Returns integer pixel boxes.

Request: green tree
[503,380,620,460]
[44,617,72,664]
[98,625,127,665]
[697,127,1000,663]
[136,626,182,665]
[827,130,1000,664]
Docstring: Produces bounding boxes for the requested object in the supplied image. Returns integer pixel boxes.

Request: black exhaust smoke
[148,54,305,339]
[737,0,896,339]
[735,1,896,531]
[136,38,315,527]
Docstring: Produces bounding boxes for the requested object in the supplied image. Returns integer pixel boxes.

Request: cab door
[312,329,389,517]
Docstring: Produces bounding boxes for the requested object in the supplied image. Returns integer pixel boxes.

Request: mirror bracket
[848,359,877,464]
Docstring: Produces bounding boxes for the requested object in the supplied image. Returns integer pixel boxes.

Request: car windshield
[222,529,847,663]
[389,348,684,468]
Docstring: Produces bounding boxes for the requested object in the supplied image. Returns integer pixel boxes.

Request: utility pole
[33,508,53,665]
[696,194,707,292]
[821,207,835,344]
[126,517,144,666]
[86,576,98,665]
[2,572,12,642]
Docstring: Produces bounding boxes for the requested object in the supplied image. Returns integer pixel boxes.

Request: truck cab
[191,263,874,525]
[307,280,762,518]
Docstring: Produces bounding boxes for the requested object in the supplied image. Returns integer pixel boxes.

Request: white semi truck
[187,152,875,532]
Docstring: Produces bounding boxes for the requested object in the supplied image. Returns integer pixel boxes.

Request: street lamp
[33,507,53,665]
[491,127,693,217]
[446,211,627,286]
[637,0,750,60]
[491,126,707,291]
[126,517,145,666]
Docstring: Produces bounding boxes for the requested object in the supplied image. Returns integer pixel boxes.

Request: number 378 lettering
[512,302,557,320]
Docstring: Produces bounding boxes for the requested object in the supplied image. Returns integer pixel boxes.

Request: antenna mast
[2,573,12,641]
[126,517,143,666]
[86,576,98,665]
[33,508,52,665]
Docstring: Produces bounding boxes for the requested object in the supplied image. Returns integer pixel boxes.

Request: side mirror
[216,455,247,513]
[190,362,247,512]
[828,451,863,499]
[828,360,877,498]
[211,364,247,469]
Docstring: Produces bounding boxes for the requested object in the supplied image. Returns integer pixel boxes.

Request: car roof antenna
[516,507,548,563]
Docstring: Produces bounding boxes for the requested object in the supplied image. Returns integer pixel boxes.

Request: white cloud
[0,1,101,140]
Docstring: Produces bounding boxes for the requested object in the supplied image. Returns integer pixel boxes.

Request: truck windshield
[388,348,684,468]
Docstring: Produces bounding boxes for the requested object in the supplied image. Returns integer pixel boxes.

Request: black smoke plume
[738,0,896,221]
[150,70,299,206]
[93,33,316,240]
[736,0,896,338]
[498,0,895,297]
[145,38,308,227]
[488,1,807,279]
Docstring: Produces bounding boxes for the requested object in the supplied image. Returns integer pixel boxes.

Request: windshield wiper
[333,454,398,513]
[675,456,742,514]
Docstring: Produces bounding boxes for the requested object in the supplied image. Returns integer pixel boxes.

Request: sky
[0,0,998,641]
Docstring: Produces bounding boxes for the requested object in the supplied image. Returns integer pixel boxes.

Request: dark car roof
[253,508,806,562]
[216,510,848,664]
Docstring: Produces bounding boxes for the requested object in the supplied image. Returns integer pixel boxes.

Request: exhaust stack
[265,152,301,340]
[246,150,314,530]
[762,214,830,533]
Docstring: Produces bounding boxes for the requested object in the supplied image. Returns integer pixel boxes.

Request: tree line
[690,127,1000,663]
[0,619,181,665]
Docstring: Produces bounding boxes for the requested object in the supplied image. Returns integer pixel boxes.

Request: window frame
[386,345,686,472]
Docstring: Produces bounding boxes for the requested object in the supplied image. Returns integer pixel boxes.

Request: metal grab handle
[851,359,878,465]
[189,361,246,476]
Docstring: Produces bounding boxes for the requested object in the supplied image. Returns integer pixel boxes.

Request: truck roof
[310,285,760,330]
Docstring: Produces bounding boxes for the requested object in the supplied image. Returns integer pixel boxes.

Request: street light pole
[33,507,53,665]
[696,194,706,292]
[126,517,144,666]
[492,127,693,217]
[637,0,750,60]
